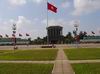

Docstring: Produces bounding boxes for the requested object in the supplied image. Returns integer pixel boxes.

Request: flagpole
[47,2,49,45]
[46,2,57,45]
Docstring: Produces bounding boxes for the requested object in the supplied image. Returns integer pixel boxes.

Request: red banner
[48,3,57,13]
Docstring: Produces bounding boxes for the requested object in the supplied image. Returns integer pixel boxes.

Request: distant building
[47,26,63,44]
[80,36,100,43]
[0,38,29,45]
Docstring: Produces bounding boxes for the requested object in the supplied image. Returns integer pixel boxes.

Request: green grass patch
[0,49,58,61]
[0,50,13,53]
[64,48,100,60]
[72,63,100,74]
[0,63,53,74]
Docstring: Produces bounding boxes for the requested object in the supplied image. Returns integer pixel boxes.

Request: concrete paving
[52,49,75,74]
[0,44,100,50]
[0,60,54,64]
[70,60,100,64]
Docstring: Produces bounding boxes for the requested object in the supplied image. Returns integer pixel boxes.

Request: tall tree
[79,31,87,39]
[65,32,74,44]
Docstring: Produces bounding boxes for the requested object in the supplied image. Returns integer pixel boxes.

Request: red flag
[48,3,57,13]
[19,34,22,37]
[5,34,9,38]
[84,31,87,35]
[0,35,2,38]
[91,31,95,34]
[12,34,15,37]
[26,33,29,36]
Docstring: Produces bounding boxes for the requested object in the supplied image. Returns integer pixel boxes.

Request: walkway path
[1,59,100,64]
[70,60,100,64]
[52,48,75,74]
[0,61,54,64]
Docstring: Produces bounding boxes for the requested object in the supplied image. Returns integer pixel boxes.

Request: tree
[42,36,47,44]
[79,31,87,39]
[32,37,43,44]
[65,32,74,44]
[28,38,32,44]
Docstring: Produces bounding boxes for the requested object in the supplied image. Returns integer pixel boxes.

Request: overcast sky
[0,0,100,39]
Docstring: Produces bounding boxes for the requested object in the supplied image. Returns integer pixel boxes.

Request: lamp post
[74,21,79,48]
[12,24,17,49]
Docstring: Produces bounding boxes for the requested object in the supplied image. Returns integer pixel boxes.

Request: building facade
[47,26,63,44]
[80,36,100,43]
[0,38,29,45]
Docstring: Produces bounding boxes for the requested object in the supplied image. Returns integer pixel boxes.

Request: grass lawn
[0,49,58,61]
[0,63,53,74]
[72,63,100,74]
[64,48,100,60]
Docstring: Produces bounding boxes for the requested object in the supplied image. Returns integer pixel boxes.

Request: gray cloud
[72,0,100,15]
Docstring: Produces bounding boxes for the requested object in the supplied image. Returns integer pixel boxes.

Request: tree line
[30,31,87,44]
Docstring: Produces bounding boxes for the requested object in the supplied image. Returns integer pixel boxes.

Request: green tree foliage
[64,32,74,44]
[31,31,87,44]
[32,37,44,44]
[79,31,87,39]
